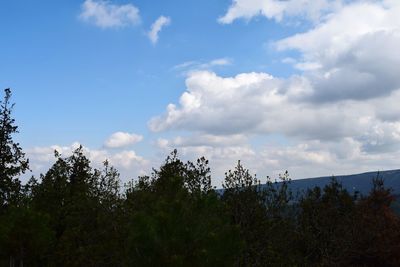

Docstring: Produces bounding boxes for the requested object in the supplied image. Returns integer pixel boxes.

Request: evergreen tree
[0,88,29,209]
[298,178,357,266]
[350,176,400,266]
[0,89,58,267]
[124,150,239,266]
[222,162,298,266]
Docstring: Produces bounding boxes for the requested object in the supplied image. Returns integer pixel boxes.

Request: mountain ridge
[280,169,400,195]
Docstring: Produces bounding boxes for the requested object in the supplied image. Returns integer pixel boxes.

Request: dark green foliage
[30,148,125,266]
[298,178,358,266]
[222,163,299,266]
[222,162,269,266]
[0,88,29,209]
[349,177,400,266]
[0,206,54,266]
[123,150,240,266]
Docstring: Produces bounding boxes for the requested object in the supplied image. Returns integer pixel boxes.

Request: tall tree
[222,161,270,266]
[0,89,52,267]
[350,177,400,266]
[124,150,239,266]
[0,88,29,209]
[222,163,298,266]
[298,178,357,266]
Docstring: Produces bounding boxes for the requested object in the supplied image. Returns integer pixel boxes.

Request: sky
[1,0,400,185]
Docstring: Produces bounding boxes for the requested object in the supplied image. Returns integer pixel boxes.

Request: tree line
[1,88,400,266]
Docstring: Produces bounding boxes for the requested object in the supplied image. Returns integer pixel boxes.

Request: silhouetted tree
[123,150,239,266]
[0,88,29,209]
[0,88,34,267]
[298,178,357,266]
[30,148,124,266]
[222,163,298,266]
[350,176,400,266]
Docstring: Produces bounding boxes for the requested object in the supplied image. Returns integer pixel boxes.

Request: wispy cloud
[79,0,140,29]
[147,16,171,44]
[173,58,232,73]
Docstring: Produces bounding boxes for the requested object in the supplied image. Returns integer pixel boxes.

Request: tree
[0,89,52,267]
[298,178,357,266]
[223,163,298,266]
[350,176,400,266]
[0,88,29,209]
[123,150,239,266]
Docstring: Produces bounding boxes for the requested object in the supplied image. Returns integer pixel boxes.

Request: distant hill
[281,169,400,196]
[218,169,400,197]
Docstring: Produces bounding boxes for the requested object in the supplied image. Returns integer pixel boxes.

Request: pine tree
[0,88,29,209]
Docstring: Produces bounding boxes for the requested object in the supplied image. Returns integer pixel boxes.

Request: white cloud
[208,58,232,66]
[150,70,353,138]
[149,64,400,180]
[147,16,171,44]
[110,150,146,168]
[79,0,140,29]
[157,133,248,148]
[173,58,232,75]
[218,0,343,24]
[276,1,400,102]
[155,132,400,185]
[104,131,143,148]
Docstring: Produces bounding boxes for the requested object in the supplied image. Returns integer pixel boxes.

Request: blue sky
[2,0,400,184]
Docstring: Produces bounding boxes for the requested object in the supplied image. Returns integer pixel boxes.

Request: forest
[1,88,400,266]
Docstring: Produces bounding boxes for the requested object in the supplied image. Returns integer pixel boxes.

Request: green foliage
[222,163,298,266]
[298,178,357,266]
[30,148,125,266]
[0,206,54,266]
[0,88,29,209]
[349,176,400,266]
[123,150,240,266]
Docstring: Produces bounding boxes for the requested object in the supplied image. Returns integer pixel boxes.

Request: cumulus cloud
[218,0,342,24]
[79,0,140,28]
[157,133,248,148]
[149,65,400,180]
[104,131,143,148]
[219,0,400,103]
[155,131,400,185]
[151,70,371,138]
[147,16,171,44]
[149,71,279,134]
[276,1,400,102]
